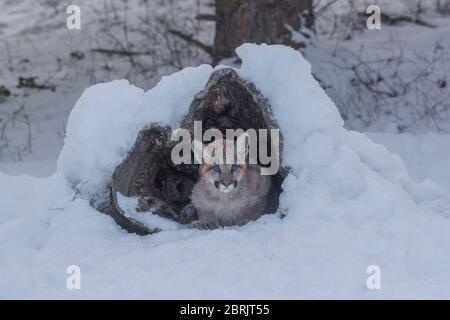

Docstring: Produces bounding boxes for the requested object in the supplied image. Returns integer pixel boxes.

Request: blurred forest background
[0,0,449,172]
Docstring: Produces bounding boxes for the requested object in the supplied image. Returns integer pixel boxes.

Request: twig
[90,48,151,56]
[195,13,216,21]
[168,29,213,56]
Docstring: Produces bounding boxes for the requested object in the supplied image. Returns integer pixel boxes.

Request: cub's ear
[192,140,206,164]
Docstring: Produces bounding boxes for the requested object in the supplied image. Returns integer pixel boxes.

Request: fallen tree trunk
[102,68,287,235]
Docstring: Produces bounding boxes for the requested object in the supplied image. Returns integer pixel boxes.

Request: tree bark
[212,0,314,64]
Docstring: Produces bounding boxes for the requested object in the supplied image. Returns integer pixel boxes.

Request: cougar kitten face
[190,138,271,229]
[199,163,247,193]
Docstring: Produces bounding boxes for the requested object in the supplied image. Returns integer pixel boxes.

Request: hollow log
[102,68,287,235]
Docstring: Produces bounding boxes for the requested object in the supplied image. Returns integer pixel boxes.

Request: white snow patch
[116,192,180,231]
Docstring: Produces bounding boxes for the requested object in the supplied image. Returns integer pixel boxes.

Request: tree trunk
[212,0,314,64]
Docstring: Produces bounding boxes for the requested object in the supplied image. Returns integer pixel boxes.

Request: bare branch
[90,48,151,56]
[168,29,213,56]
[195,13,216,21]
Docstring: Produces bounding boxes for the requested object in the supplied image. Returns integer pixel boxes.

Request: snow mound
[2,44,450,298]
[57,65,212,203]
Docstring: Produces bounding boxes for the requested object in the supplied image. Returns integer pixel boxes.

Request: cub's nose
[222,181,232,187]
[214,180,237,193]
[221,180,237,187]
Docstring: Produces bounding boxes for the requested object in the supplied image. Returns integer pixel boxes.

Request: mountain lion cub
[190,138,271,229]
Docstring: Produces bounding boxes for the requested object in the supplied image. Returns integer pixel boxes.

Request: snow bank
[57,66,212,203]
[2,44,450,298]
[368,132,450,193]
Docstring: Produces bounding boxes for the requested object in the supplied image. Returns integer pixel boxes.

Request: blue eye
[231,164,239,172]
[212,165,221,173]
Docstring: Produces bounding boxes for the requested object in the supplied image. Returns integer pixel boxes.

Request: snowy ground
[368,133,450,193]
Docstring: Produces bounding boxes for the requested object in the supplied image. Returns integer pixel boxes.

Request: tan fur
[191,139,271,229]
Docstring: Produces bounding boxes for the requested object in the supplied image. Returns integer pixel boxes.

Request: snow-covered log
[104,68,287,235]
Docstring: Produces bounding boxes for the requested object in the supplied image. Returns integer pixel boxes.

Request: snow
[116,192,180,231]
[57,66,212,204]
[368,132,450,193]
[1,43,450,299]
[57,80,144,203]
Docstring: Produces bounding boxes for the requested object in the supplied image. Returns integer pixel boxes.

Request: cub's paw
[179,204,197,224]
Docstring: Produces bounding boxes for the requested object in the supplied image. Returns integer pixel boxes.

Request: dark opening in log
[102,68,287,235]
